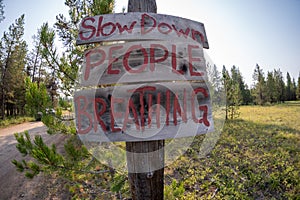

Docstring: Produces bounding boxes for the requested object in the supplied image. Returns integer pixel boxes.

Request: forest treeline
[207,63,300,119]
[0,3,300,120]
[0,14,79,120]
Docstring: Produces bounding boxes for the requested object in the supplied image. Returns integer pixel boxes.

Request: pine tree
[27,29,43,83]
[292,78,297,100]
[273,69,285,103]
[297,73,300,100]
[230,65,251,105]
[266,71,278,103]
[8,42,27,116]
[252,64,266,105]
[286,72,292,101]
[222,66,230,120]
[24,77,51,120]
[206,63,223,106]
[230,83,241,119]
[53,0,115,96]
[0,14,27,119]
[222,66,240,120]
[285,72,297,101]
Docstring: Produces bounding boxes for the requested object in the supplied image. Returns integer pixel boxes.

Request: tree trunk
[128,0,157,13]
[32,40,41,82]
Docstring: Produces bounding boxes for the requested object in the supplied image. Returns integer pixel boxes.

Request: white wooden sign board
[74,82,213,142]
[77,12,209,49]
[75,12,213,142]
[80,41,206,86]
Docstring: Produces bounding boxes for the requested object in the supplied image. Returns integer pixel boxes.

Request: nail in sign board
[75,13,213,142]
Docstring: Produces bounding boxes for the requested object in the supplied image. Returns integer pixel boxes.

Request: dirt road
[0,122,70,200]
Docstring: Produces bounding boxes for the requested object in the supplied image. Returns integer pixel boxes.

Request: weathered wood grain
[80,41,206,87]
[74,81,213,142]
[128,0,157,13]
[126,140,164,198]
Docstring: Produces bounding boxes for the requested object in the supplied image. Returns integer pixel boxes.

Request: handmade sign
[74,81,213,142]
[75,12,213,143]
[80,41,205,86]
[77,12,209,48]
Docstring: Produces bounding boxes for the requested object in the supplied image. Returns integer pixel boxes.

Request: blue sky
[1,0,299,86]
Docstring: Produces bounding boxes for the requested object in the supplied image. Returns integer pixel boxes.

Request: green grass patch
[165,101,300,199]
[0,116,35,128]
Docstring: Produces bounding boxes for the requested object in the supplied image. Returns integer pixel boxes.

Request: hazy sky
[0,0,299,86]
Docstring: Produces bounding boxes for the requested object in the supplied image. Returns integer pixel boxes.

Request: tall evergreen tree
[252,64,266,105]
[286,72,292,101]
[230,83,241,119]
[206,63,223,106]
[292,78,297,101]
[222,66,240,120]
[222,66,230,120]
[38,23,61,107]
[230,66,243,103]
[230,65,251,105]
[297,73,300,100]
[266,71,278,103]
[273,69,285,103]
[285,72,297,101]
[0,14,27,119]
[27,29,43,83]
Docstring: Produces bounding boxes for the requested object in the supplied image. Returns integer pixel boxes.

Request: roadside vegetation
[0,116,34,128]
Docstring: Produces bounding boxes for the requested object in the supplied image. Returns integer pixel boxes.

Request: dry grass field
[164,101,300,199]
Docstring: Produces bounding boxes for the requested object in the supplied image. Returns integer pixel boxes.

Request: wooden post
[128,0,157,13]
[126,1,165,199]
[126,141,165,200]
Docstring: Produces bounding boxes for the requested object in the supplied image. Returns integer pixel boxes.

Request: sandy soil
[0,122,71,200]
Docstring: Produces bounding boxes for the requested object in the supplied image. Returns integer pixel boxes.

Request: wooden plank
[77,12,209,49]
[74,81,214,142]
[128,0,157,13]
[80,41,206,87]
